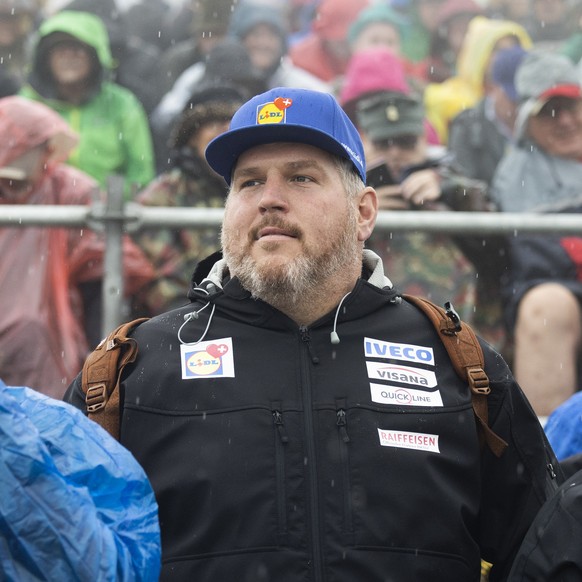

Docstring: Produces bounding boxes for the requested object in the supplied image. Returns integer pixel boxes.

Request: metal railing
[2,189,581,335]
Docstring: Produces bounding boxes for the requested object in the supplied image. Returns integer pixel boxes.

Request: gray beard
[231,251,331,308]
[223,217,360,309]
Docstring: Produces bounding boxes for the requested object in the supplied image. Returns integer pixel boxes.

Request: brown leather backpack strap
[403,295,508,457]
[82,317,149,439]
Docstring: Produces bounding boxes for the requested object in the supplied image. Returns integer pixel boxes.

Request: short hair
[335,156,366,199]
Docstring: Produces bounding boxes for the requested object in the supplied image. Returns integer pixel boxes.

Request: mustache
[249,216,303,241]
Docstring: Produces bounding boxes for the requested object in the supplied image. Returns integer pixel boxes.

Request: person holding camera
[356,91,497,339]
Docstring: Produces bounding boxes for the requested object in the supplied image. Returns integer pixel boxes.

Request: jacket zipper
[336,398,353,536]
[272,404,289,536]
[300,326,324,582]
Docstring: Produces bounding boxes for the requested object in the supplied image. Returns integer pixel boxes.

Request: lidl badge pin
[180,338,235,380]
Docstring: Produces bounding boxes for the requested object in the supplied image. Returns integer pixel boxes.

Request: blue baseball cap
[491,46,528,103]
[205,87,367,185]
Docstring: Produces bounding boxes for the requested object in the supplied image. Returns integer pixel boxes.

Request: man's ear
[357,186,378,242]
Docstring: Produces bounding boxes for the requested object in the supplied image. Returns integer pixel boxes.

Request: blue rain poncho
[545,390,582,461]
[0,380,161,581]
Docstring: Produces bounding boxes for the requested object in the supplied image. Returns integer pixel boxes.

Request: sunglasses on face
[537,98,582,119]
[373,135,420,151]
[0,175,33,192]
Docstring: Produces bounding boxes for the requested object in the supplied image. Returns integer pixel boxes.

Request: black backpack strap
[403,294,508,457]
[82,317,149,439]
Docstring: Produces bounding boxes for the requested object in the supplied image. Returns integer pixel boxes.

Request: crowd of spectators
[2,0,582,422]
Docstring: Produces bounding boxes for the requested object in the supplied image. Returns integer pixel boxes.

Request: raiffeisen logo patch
[180,338,235,380]
[377,429,440,453]
[256,96,293,125]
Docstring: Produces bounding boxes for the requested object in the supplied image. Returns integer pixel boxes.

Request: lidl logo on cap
[257,96,293,125]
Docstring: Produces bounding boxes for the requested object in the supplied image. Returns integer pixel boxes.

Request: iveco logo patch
[364,337,434,365]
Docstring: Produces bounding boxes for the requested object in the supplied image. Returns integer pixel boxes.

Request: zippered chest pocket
[314,400,480,552]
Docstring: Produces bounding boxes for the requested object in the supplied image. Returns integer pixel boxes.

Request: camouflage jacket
[132,157,227,316]
[369,157,506,351]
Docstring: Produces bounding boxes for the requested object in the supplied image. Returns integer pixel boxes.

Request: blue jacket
[0,380,161,581]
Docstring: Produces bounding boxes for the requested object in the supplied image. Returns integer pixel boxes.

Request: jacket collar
[199,248,393,293]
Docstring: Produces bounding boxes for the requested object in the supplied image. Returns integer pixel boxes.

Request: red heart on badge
[274,97,293,110]
[207,343,228,358]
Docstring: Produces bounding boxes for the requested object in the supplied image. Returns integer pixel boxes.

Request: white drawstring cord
[330,292,351,345]
[178,303,216,345]
[177,287,216,345]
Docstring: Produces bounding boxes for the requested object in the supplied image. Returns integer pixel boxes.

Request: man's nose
[258,177,289,212]
[552,104,581,124]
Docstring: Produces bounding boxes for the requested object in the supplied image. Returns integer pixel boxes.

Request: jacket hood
[37,11,114,69]
[455,16,532,96]
[228,3,288,78]
[27,11,113,101]
[229,3,287,46]
[0,96,78,169]
[313,0,370,41]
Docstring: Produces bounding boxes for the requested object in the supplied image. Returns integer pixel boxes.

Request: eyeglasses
[537,98,582,119]
[373,135,419,151]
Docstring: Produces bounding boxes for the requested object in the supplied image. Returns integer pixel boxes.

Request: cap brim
[530,84,582,116]
[0,167,27,180]
[367,123,425,142]
[205,123,358,185]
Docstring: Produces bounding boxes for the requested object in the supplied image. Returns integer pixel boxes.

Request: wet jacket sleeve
[507,468,582,581]
[0,381,161,582]
[63,371,89,411]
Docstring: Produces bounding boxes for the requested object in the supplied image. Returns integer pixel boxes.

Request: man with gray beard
[220,147,363,322]
[65,87,560,581]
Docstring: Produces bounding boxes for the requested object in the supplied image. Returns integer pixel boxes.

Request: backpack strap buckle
[468,367,490,395]
[86,382,107,412]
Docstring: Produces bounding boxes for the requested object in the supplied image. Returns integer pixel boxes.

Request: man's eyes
[292,175,313,183]
[238,175,313,188]
[239,179,262,188]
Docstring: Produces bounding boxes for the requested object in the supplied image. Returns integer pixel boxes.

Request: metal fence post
[102,176,125,336]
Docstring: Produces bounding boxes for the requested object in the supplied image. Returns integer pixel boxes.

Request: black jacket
[65,251,560,581]
[508,467,582,581]
[448,98,509,188]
